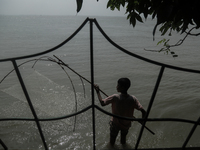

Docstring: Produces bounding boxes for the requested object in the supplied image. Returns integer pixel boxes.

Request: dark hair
[118,78,131,91]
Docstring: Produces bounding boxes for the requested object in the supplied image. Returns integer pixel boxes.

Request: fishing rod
[53,55,155,135]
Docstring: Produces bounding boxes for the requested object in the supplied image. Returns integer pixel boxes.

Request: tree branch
[144,26,198,57]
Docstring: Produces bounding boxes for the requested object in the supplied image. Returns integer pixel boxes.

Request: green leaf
[116,3,120,11]
[76,0,83,13]
[107,0,111,8]
[157,39,164,45]
[181,22,189,34]
[161,25,170,36]
[159,24,166,33]
[121,1,125,7]
[107,0,116,11]
[170,51,175,54]
[164,39,170,46]
[152,10,156,19]
[130,15,136,27]
[157,38,166,45]
[135,13,143,23]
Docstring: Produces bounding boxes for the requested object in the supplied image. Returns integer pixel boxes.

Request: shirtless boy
[95,78,146,145]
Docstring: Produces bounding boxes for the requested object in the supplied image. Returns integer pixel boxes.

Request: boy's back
[103,94,143,130]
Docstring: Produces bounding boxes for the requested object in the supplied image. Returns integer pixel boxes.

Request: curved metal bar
[92,18,200,149]
[93,19,200,74]
[0,105,92,122]
[39,105,92,121]
[94,105,199,125]
[1,17,200,150]
[1,115,199,126]
[0,18,90,62]
[182,117,200,148]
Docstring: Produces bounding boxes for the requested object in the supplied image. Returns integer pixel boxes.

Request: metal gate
[0,18,200,150]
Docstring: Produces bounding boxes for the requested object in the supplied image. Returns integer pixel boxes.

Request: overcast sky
[0,0,126,16]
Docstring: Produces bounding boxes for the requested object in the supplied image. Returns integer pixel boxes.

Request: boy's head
[117,78,131,93]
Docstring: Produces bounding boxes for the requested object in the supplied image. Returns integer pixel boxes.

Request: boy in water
[95,78,146,145]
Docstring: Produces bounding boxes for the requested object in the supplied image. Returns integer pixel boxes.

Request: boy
[95,78,146,145]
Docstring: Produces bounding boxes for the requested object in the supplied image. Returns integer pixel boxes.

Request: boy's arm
[141,108,147,119]
[133,108,147,125]
[137,108,147,124]
[94,85,106,106]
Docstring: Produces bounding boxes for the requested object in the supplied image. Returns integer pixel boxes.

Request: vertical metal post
[0,139,7,150]
[12,60,48,150]
[135,66,165,149]
[89,19,96,150]
[182,117,200,149]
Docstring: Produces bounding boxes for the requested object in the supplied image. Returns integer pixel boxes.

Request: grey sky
[0,0,126,16]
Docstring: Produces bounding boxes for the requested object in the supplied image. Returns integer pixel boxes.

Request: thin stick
[53,55,108,97]
[133,116,155,135]
[56,63,78,132]
[32,57,79,132]
[144,125,155,135]
[53,55,155,135]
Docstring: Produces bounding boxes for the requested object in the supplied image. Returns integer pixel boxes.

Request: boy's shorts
[109,121,129,137]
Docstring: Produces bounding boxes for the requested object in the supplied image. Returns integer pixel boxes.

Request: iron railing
[0,18,200,150]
